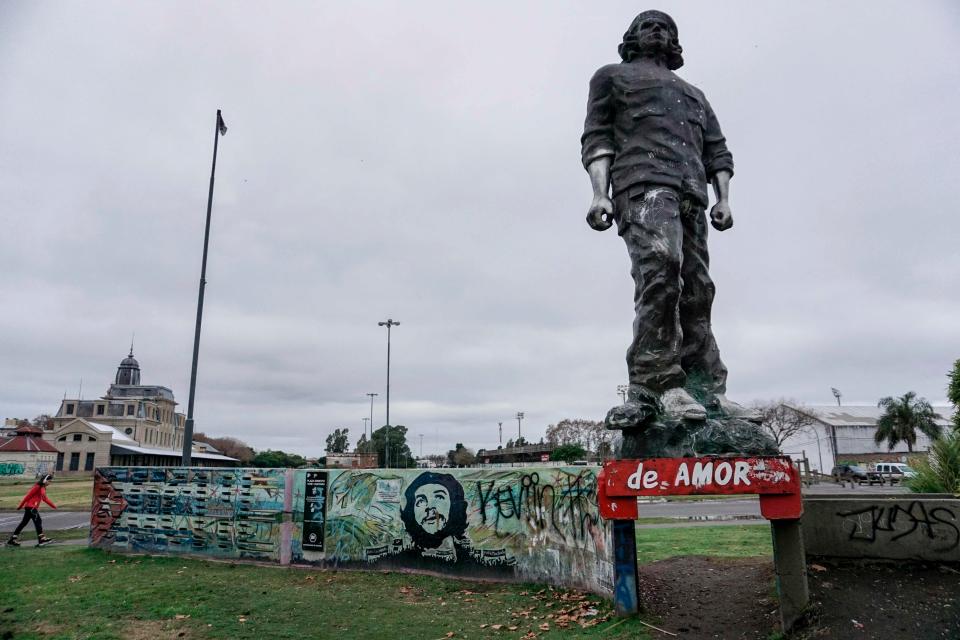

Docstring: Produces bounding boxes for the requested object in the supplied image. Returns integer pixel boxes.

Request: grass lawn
[0,523,770,639]
[0,547,653,640]
[634,524,772,564]
[0,477,93,511]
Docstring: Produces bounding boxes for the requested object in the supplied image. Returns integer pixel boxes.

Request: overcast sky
[1,1,958,457]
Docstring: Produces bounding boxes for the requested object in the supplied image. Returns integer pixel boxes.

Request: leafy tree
[446,443,476,467]
[369,425,414,468]
[874,392,943,453]
[550,443,586,463]
[325,427,350,454]
[355,432,371,453]
[907,429,960,494]
[948,359,960,432]
[514,436,529,447]
[251,449,307,468]
[755,401,819,449]
[193,432,255,463]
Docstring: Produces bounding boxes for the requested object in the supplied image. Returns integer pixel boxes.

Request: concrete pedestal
[770,519,809,631]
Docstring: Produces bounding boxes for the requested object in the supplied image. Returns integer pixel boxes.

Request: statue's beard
[636,40,672,61]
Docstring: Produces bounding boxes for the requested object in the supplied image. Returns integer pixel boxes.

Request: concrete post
[612,519,640,616]
[770,519,809,631]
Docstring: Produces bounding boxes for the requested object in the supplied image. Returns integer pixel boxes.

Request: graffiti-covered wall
[0,452,56,479]
[90,467,287,562]
[90,466,612,596]
[291,468,612,594]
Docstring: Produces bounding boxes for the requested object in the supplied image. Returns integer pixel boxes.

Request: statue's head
[618,10,684,70]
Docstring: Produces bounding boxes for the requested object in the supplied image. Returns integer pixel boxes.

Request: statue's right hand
[586,195,614,232]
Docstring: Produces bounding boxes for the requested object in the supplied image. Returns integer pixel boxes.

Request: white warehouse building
[777,404,953,473]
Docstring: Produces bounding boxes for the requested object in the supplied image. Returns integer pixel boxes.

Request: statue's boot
[711,394,762,422]
[661,388,707,421]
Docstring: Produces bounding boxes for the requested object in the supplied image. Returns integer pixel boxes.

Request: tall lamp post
[498,422,503,445]
[617,384,629,404]
[516,412,524,443]
[378,319,400,467]
[831,387,842,407]
[362,417,370,443]
[419,433,424,458]
[182,109,228,466]
[366,392,378,440]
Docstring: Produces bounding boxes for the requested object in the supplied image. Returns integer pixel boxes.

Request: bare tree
[193,432,256,463]
[755,400,819,449]
[545,419,604,451]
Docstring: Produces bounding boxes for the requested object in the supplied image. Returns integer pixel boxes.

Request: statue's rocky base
[604,381,778,457]
[610,410,778,458]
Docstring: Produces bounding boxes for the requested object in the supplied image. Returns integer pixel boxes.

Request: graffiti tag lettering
[836,501,959,552]
[475,470,599,541]
[0,462,26,476]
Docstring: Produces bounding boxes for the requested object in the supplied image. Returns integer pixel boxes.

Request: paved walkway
[0,510,89,532]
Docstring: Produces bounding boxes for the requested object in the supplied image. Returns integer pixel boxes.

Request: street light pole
[378,319,400,467]
[516,412,524,443]
[182,109,228,466]
[498,422,503,445]
[617,384,629,404]
[419,433,424,458]
[362,417,369,442]
[366,392,378,441]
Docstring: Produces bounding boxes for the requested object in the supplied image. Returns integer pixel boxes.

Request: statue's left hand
[709,201,733,231]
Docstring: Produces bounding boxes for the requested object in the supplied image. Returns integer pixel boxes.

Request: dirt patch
[122,619,193,640]
[640,556,779,638]
[638,556,960,639]
[796,559,960,640]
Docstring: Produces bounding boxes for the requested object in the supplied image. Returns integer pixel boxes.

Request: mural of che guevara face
[413,483,450,534]
[400,472,468,550]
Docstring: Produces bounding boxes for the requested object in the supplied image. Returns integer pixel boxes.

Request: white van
[874,462,916,480]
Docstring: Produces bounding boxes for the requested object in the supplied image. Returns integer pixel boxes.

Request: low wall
[0,453,56,480]
[90,466,613,596]
[803,495,960,562]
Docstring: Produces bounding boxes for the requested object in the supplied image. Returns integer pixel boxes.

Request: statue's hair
[400,472,469,550]
[618,10,684,70]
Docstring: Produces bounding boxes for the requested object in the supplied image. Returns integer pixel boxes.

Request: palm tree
[874,392,943,453]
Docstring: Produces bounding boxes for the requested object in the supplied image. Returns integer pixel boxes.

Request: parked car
[874,462,916,482]
[832,464,883,485]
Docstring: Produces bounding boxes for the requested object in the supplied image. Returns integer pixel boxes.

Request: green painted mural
[291,467,612,594]
[89,466,613,596]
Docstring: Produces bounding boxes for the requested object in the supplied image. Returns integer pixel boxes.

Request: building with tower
[43,349,237,474]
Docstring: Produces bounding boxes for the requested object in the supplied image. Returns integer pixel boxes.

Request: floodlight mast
[378,319,400,467]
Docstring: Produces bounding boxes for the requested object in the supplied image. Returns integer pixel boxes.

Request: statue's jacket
[581,62,734,209]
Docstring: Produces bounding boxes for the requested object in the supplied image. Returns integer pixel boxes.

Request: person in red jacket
[6,473,57,546]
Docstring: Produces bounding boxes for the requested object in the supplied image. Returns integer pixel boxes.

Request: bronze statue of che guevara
[581,10,760,427]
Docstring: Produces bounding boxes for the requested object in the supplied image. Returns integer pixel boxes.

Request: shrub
[906,430,960,494]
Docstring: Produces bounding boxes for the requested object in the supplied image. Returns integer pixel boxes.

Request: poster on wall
[302,470,328,552]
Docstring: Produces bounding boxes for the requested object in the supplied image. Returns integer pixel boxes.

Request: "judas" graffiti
[836,501,959,552]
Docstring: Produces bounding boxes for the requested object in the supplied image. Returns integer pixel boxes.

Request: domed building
[45,349,236,474]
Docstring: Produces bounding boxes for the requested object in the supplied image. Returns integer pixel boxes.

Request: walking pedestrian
[6,473,57,547]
